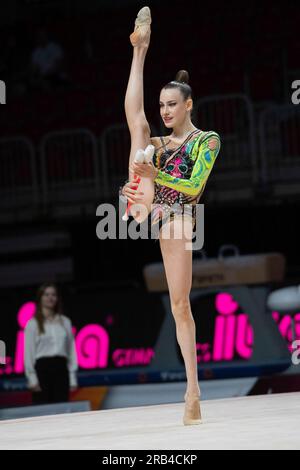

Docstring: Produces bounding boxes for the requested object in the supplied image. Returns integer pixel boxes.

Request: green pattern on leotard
[154,131,221,197]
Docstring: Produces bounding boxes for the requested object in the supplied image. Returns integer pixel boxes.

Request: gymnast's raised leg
[123,7,154,223]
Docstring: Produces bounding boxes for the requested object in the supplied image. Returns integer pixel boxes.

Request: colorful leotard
[150,128,221,228]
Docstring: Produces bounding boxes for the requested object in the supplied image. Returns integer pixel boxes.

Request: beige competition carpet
[1,392,299,450]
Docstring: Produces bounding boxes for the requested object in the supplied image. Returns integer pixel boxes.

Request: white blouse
[24,314,78,388]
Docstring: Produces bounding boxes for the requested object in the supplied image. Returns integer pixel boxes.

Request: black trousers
[32,356,70,405]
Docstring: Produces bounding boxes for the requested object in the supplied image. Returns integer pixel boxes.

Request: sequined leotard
[150,128,221,230]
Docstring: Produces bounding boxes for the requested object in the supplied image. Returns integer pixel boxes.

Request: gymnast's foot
[130,6,151,48]
[183,392,202,426]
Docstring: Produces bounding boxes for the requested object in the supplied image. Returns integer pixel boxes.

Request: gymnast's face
[159,88,192,129]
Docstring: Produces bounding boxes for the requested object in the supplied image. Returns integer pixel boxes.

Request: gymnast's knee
[171,297,192,321]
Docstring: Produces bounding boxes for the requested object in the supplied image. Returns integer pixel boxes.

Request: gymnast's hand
[130,161,159,180]
[122,178,145,204]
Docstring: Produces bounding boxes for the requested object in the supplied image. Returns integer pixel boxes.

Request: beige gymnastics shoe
[183,392,203,426]
[129,6,151,47]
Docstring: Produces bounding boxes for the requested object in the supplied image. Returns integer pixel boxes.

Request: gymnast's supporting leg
[159,216,202,424]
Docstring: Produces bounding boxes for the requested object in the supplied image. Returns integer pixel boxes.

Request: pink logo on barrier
[112,348,154,367]
[272,312,300,351]
[4,294,300,375]
[213,292,253,361]
[75,324,109,369]
[14,302,36,373]
[196,292,254,363]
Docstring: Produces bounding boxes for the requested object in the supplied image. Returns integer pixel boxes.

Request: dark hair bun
[175,70,189,84]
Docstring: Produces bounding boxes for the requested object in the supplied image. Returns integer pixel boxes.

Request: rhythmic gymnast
[120,6,221,425]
